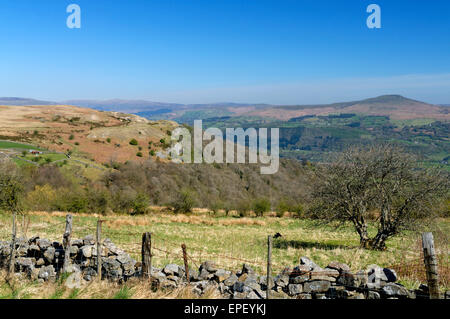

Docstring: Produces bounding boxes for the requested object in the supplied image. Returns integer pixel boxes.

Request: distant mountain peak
[359,94,424,104]
[0,97,57,106]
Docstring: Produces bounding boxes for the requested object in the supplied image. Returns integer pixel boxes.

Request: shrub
[106,138,111,143]
[252,198,271,217]
[222,202,233,216]
[130,193,150,215]
[52,188,89,213]
[290,203,304,218]
[210,201,224,216]
[236,199,251,218]
[25,184,57,212]
[0,162,24,213]
[111,162,121,170]
[87,188,111,215]
[276,200,290,218]
[136,152,143,157]
[109,187,136,214]
[69,134,75,140]
[129,139,138,146]
[170,189,196,214]
[276,199,304,218]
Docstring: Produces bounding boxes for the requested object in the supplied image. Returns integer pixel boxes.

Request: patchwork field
[1,210,448,298]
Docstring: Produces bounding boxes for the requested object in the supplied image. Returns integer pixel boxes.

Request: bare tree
[310,144,449,250]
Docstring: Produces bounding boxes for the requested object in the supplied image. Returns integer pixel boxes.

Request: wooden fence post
[267,235,272,300]
[141,232,152,279]
[63,214,73,273]
[181,244,190,283]
[422,232,440,299]
[96,219,102,281]
[7,211,17,280]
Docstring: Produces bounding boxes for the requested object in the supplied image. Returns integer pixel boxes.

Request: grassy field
[390,118,437,128]
[17,153,67,164]
[1,210,448,296]
[0,141,40,150]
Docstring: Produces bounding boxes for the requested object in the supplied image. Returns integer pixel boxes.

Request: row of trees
[0,160,306,217]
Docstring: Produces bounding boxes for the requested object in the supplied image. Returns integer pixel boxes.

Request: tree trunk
[353,219,370,247]
[370,231,388,250]
[369,205,391,250]
[360,236,370,248]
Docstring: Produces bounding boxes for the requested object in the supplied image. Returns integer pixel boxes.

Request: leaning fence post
[96,219,102,282]
[63,214,73,273]
[181,244,190,283]
[141,232,152,279]
[7,211,17,280]
[422,232,440,299]
[267,235,272,299]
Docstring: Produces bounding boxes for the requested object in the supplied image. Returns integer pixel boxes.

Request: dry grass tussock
[0,271,222,299]
[28,211,104,219]
[28,209,270,227]
[104,214,267,229]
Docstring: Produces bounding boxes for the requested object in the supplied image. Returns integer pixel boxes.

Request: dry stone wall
[0,235,446,299]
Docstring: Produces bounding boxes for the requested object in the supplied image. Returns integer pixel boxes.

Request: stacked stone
[0,235,137,287]
[1,237,447,299]
[270,257,412,299]
[150,258,426,299]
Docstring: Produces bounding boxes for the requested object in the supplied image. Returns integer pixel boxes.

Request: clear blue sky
[1,0,449,104]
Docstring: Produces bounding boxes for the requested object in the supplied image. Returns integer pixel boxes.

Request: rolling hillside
[254,95,450,121]
[131,95,450,122]
[3,95,448,122]
[1,95,448,168]
[0,97,58,106]
[0,104,178,164]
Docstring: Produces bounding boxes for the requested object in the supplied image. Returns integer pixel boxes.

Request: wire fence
[0,212,449,295]
[387,235,449,289]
